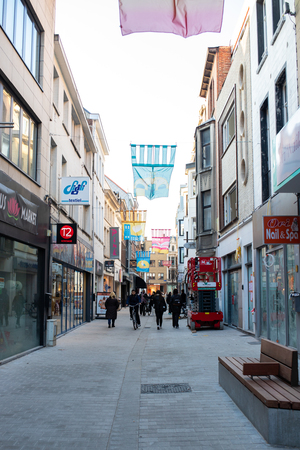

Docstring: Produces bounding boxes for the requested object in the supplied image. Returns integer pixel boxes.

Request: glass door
[248,268,254,331]
[287,245,297,348]
[268,248,286,345]
[228,271,239,327]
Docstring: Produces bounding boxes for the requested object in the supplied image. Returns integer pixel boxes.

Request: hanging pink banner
[152,229,171,253]
[118,0,225,38]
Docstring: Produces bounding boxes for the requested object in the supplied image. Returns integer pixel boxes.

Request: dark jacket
[105,297,119,320]
[170,294,182,314]
[126,294,141,306]
[153,295,167,314]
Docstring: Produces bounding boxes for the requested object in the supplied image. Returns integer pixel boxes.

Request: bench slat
[254,377,291,409]
[260,354,295,385]
[269,376,300,407]
[219,357,278,408]
[264,378,300,410]
[261,338,297,368]
[243,362,279,377]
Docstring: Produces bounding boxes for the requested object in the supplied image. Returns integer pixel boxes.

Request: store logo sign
[7,197,20,220]
[57,223,77,244]
[263,216,300,244]
[0,183,38,235]
[61,177,90,205]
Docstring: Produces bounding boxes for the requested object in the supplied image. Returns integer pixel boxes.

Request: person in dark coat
[170,288,182,329]
[0,287,9,326]
[126,290,141,326]
[13,290,25,328]
[105,292,119,328]
[153,290,167,330]
[166,292,172,314]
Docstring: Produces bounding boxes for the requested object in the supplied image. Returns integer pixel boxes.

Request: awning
[136,275,147,289]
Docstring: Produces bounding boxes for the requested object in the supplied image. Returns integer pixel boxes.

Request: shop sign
[110,227,119,259]
[95,260,103,276]
[162,261,172,267]
[263,216,300,244]
[0,183,38,234]
[105,260,114,273]
[61,177,90,205]
[56,223,77,244]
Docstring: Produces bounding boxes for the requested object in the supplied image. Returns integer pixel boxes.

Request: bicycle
[129,304,139,330]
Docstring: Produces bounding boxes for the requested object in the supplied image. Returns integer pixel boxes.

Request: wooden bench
[218,338,300,447]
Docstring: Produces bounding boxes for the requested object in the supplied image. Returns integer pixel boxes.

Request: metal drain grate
[141,383,191,394]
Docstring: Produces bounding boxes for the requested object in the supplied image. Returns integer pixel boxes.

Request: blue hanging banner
[131,144,176,199]
[136,251,150,272]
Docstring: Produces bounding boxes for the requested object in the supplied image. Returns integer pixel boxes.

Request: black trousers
[172,312,179,327]
[156,312,163,327]
[129,305,140,325]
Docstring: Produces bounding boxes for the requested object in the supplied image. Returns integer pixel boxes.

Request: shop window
[257,0,267,65]
[223,108,235,152]
[0,84,37,180]
[275,69,288,133]
[260,98,271,202]
[224,186,237,226]
[201,128,210,168]
[1,0,40,81]
[0,235,39,361]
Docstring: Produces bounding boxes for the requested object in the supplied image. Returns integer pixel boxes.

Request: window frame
[256,0,267,65]
[0,82,38,180]
[1,0,41,81]
[179,247,184,264]
[223,186,237,226]
[201,127,211,168]
[202,190,212,232]
[222,107,235,152]
[178,219,184,236]
[275,68,288,133]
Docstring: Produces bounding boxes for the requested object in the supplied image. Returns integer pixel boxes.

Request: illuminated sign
[57,223,77,244]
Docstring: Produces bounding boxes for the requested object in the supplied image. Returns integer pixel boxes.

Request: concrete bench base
[219,362,300,447]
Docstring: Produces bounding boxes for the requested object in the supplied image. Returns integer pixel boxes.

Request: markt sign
[263,216,300,245]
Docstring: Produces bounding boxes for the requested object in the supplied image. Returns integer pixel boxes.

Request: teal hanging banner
[131,144,176,199]
[136,251,150,272]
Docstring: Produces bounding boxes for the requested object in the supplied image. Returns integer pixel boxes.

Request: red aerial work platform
[187,257,223,331]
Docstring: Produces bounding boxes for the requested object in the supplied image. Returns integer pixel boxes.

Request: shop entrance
[51,262,85,335]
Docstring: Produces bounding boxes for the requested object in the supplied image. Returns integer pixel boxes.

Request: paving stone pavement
[0,309,298,450]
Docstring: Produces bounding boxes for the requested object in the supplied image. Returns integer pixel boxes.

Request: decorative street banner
[263,216,300,245]
[0,182,38,235]
[131,145,176,200]
[118,0,225,38]
[152,229,171,253]
[122,210,147,241]
[162,261,172,267]
[110,227,120,259]
[136,251,151,272]
[61,177,90,205]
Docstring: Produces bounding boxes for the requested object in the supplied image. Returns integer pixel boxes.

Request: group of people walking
[104,288,186,330]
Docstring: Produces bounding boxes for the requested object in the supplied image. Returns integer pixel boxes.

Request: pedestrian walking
[166,292,172,314]
[153,290,167,330]
[126,290,141,327]
[105,292,119,328]
[12,290,25,328]
[170,288,182,329]
[140,290,148,316]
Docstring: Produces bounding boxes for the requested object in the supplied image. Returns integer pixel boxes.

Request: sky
[55,0,246,238]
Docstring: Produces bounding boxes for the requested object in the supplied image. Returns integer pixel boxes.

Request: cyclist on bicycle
[126,289,141,327]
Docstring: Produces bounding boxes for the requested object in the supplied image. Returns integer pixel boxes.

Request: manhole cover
[141,383,191,394]
[247,341,261,345]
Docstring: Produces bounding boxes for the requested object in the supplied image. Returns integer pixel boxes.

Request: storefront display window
[258,245,296,348]
[51,261,84,335]
[0,235,40,361]
[228,271,239,327]
[287,246,297,348]
[259,247,268,338]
